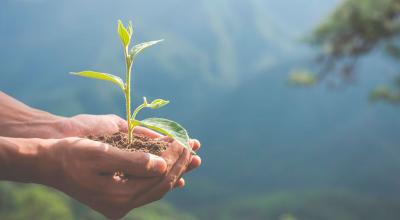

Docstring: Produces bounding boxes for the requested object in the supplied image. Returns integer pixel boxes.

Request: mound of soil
[87,132,168,155]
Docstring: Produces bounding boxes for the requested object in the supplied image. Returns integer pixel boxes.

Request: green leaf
[118,20,131,48]
[147,99,169,109]
[70,71,125,92]
[130,98,169,123]
[129,39,164,62]
[137,118,194,154]
[127,21,133,37]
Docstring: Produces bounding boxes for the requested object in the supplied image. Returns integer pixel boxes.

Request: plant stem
[131,103,145,123]
[124,48,133,143]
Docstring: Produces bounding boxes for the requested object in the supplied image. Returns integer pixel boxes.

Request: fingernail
[178,179,185,188]
[149,154,167,174]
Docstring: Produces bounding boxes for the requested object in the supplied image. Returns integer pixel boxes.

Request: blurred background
[1,0,400,219]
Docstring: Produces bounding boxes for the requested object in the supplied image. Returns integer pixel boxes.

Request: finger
[163,147,191,187]
[133,126,163,139]
[174,178,185,188]
[116,118,128,133]
[98,147,167,177]
[107,114,128,133]
[98,172,161,198]
[160,140,186,169]
[132,147,191,207]
[190,139,201,151]
[186,155,201,173]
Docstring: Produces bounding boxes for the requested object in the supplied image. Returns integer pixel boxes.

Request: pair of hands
[2,113,201,219]
[55,114,201,219]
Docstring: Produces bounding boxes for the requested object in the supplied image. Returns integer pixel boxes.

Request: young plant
[70,20,194,153]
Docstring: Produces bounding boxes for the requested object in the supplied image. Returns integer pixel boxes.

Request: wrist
[0,92,68,138]
[0,137,61,186]
[0,111,67,139]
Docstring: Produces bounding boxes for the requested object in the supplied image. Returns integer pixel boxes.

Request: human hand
[46,137,195,219]
[133,126,202,188]
[28,112,201,189]
[60,114,127,137]
[63,117,202,187]
[0,91,124,139]
[0,109,127,139]
[0,126,201,219]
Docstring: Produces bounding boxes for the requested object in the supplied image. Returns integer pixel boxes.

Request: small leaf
[147,99,169,109]
[129,39,164,62]
[130,98,169,123]
[137,118,194,154]
[127,21,133,37]
[70,71,125,91]
[118,20,131,48]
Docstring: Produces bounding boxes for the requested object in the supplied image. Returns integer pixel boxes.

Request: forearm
[0,91,66,138]
[0,136,59,185]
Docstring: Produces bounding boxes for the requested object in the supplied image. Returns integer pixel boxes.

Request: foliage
[300,0,400,104]
[369,85,400,104]
[70,20,193,152]
[310,0,400,81]
[84,201,198,220]
[370,75,400,104]
[0,182,197,220]
[0,183,73,220]
[217,190,400,220]
[287,69,316,87]
[123,202,198,220]
[4,182,400,220]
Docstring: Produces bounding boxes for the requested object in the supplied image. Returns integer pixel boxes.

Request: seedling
[70,20,193,153]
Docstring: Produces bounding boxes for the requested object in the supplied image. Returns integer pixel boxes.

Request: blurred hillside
[1,0,400,219]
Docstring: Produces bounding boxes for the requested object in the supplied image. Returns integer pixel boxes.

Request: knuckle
[145,162,152,173]
[159,180,173,193]
[108,114,122,121]
[176,159,189,171]
[143,154,152,171]
[167,174,178,189]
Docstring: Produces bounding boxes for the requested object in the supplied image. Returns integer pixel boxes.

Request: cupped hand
[47,137,172,219]
[47,130,201,219]
[61,114,127,137]
[133,126,202,188]
[63,114,201,188]
[63,115,201,189]
[64,116,202,186]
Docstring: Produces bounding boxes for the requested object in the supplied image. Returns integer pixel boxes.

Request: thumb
[99,148,167,177]
[107,115,128,133]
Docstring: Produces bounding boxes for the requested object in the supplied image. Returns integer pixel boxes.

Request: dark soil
[87,132,169,155]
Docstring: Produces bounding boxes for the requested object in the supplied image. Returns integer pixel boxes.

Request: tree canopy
[307,0,400,103]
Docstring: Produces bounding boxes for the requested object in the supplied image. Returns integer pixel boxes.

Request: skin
[0,91,201,219]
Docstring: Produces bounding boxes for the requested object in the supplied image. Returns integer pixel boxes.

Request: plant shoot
[70,20,193,153]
